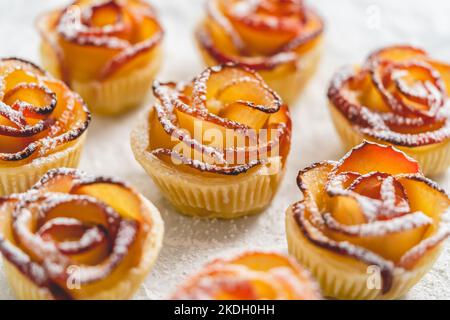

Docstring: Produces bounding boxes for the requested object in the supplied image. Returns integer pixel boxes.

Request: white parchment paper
[0,0,450,300]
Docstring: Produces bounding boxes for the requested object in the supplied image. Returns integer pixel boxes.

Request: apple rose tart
[328,45,450,176]
[131,64,291,218]
[286,141,450,300]
[172,252,321,300]
[0,168,164,300]
[196,0,324,104]
[0,58,90,196]
[37,0,163,115]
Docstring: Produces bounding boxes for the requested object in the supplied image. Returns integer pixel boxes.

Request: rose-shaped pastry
[37,0,163,115]
[285,141,450,299]
[172,252,321,300]
[0,58,90,196]
[196,0,324,104]
[328,45,450,176]
[0,168,164,300]
[131,64,291,218]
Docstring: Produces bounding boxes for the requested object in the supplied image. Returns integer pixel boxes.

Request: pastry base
[40,43,163,116]
[2,195,164,300]
[328,103,450,177]
[130,110,285,219]
[0,134,87,196]
[285,206,443,299]
[197,39,323,106]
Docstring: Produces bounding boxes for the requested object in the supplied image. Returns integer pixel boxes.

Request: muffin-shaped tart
[328,45,450,176]
[0,168,164,300]
[286,141,450,299]
[172,252,321,299]
[196,0,324,104]
[131,64,291,218]
[37,0,164,115]
[0,58,90,196]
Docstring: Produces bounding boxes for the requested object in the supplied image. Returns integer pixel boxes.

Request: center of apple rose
[348,173,410,221]
[3,83,57,116]
[85,1,122,29]
[38,217,109,262]
[392,68,444,111]
[0,72,58,153]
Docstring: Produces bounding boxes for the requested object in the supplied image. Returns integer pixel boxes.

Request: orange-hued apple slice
[2,69,39,92]
[232,251,294,271]
[0,130,35,155]
[228,20,295,56]
[89,1,131,39]
[39,220,110,265]
[58,37,123,81]
[349,172,409,218]
[220,102,270,130]
[175,107,228,143]
[66,231,142,300]
[203,16,241,56]
[324,212,430,263]
[429,60,450,93]
[329,195,367,225]
[336,142,420,175]
[3,84,54,117]
[369,46,426,64]
[212,281,258,300]
[72,183,143,221]
[397,176,450,237]
[39,199,113,229]
[221,1,303,55]
[214,71,279,129]
[359,69,391,113]
[149,111,177,150]
[101,43,160,80]
[42,80,71,119]
[100,16,162,80]
[297,161,335,204]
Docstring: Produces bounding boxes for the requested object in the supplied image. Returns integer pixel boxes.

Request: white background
[0,0,450,299]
